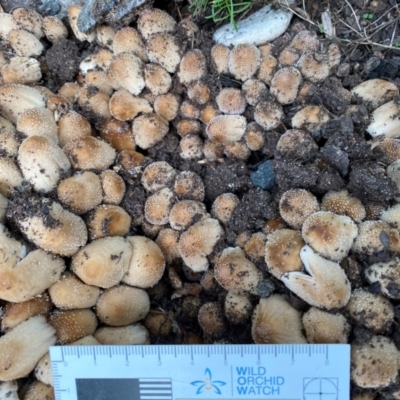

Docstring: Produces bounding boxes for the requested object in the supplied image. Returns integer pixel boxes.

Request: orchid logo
[191,368,226,395]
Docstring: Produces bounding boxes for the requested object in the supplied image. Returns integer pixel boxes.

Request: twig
[343,0,362,32]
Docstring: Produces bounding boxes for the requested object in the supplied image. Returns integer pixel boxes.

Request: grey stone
[213,5,293,47]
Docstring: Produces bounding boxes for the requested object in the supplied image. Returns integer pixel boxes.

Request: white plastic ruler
[50,344,350,400]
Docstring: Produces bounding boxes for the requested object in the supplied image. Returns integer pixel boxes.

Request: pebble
[213,5,293,46]
[250,160,275,190]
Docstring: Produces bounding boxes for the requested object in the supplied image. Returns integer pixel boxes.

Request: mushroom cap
[351,79,398,111]
[146,33,181,73]
[292,105,330,132]
[367,100,400,139]
[351,336,400,389]
[2,56,42,85]
[109,89,152,122]
[113,27,147,62]
[63,136,116,171]
[144,63,172,96]
[144,188,175,226]
[365,258,400,300]
[211,193,239,224]
[281,245,351,309]
[302,307,350,344]
[0,316,56,381]
[0,84,46,124]
[228,44,260,81]
[96,285,150,326]
[216,88,246,114]
[264,229,304,279]
[154,93,180,121]
[18,200,87,257]
[8,29,43,58]
[57,110,91,148]
[270,67,302,105]
[321,190,366,223]
[18,135,71,193]
[302,211,358,261]
[138,8,177,40]
[49,272,100,310]
[132,113,169,150]
[206,115,247,144]
[178,217,223,272]
[276,130,318,161]
[50,309,98,344]
[107,52,145,96]
[0,157,24,196]
[0,249,65,303]
[242,79,266,107]
[251,295,306,344]
[142,161,176,192]
[254,101,283,130]
[169,200,208,231]
[224,292,252,325]
[57,171,103,214]
[122,236,165,289]
[352,220,400,255]
[94,324,149,345]
[214,247,263,295]
[198,302,225,337]
[345,288,394,332]
[100,170,126,205]
[298,52,330,83]
[174,171,205,201]
[72,236,132,288]
[86,204,132,239]
[211,44,230,74]
[178,49,207,85]
[279,189,319,229]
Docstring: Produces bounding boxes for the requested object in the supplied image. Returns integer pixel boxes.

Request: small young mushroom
[251,295,306,344]
[281,245,351,309]
[132,113,169,149]
[224,292,252,325]
[142,161,176,192]
[113,27,147,61]
[146,33,181,74]
[178,49,207,86]
[144,188,175,226]
[198,302,225,338]
[228,44,260,81]
[137,8,177,40]
[169,200,208,231]
[206,115,247,144]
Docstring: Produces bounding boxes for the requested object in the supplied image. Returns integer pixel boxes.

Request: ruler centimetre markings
[50,344,350,400]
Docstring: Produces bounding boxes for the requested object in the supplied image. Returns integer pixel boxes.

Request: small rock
[250,160,275,190]
[319,145,349,176]
[213,5,293,47]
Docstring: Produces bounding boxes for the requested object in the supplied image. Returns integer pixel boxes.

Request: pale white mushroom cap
[251,295,306,344]
[0,157,24,197]
[281,245,351,309]
[8,29,43,58]
[1,56,42,85]
[367,101,400,139]
[206,115,247,144]
[351,79,398,111]
[137,8,177,40]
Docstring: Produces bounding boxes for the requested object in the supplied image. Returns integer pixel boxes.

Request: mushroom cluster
[0,3,400,397]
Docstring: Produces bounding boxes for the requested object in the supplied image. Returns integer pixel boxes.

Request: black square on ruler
[76,378,140,400]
